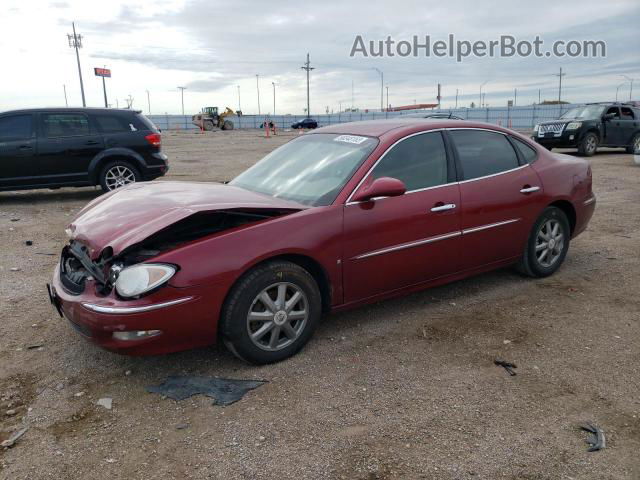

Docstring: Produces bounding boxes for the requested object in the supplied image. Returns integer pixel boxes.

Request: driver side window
[605,107,621,119]
[371,132,448,191]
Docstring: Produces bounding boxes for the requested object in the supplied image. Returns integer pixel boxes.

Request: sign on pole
[94,67,111,78]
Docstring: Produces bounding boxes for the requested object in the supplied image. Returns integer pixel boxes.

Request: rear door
[449,129,545,269]
[36,112,104,184]
[343,131,461,302]
[0,114,37,189]
[618,106,638,146]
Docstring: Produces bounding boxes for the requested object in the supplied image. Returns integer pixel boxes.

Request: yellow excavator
[192,107,236,131]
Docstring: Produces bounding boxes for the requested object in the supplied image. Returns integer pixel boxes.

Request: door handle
[520,186,540,194]
[18,145,33,150]
[85,140,100,146]
[430,203,456,212]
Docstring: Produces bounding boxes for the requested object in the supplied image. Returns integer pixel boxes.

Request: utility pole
[237,85,241,112]
[63,84,68,107]
[272,82,276,115]
[177,86,186,115]
[554,67,566,104]
[67,22,86,107]
[372,67,383,111]
[538,89,541,104]
[622,75,635,100]
[479,80,488,108]
[351,79,354,111]
[146,90,151,114]
[256,75,261,115]
[301,53,314,117]
[455,88,459,109]
[386,85,389,111]
[514,88,517,106]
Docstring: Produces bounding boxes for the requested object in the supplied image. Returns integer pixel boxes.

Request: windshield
[560,105,604,120]
[230,133,378,206]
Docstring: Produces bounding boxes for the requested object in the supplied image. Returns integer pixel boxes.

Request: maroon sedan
[48,119,596,364]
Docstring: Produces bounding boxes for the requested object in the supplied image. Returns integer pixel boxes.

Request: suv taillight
[145,133,161,147]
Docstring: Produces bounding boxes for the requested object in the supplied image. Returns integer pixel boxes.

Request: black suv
[0,108,168,192]
[291,118,318,129]
[533,103,640,156]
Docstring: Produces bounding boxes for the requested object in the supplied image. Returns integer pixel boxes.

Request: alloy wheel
[535,219,565,268]
[105,165,136,190]
[586,135,597,154]
[246,282,308,352]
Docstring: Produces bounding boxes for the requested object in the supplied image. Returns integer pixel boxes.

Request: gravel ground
[0,130,638,479]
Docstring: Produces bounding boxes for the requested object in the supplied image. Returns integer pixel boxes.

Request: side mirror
[351,177,406,203]
[603,113,616,121]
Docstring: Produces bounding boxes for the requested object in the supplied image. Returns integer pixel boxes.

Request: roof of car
[0,107,141,115]
[314,118,505,137]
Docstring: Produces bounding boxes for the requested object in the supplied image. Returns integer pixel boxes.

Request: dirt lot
[1,130,639,479]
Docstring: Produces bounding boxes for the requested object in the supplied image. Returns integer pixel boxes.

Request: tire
[99,160,141,192]
[222,120,234,130]
[626,133,640,154]
[516,207,570,278]
[220,261,322,364]
[204,120,215,131]
[578,132,598,157]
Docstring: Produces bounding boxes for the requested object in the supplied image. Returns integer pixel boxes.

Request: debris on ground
[176,423,190,430]
[10,267,20,272]
[97,398,113,410]
[494,358,517,376]
[147,376,267,406]
[26,343,44,350]
[1,427,28,448]
[25,240,33,246]
[581,423,606,452]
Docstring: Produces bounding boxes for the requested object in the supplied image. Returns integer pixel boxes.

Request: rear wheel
[626,133,640,154]
[99,160,140,192]
[220,261,322,364]
[578,132,598,157]
[222,120,234,130]
[517,207,570,278]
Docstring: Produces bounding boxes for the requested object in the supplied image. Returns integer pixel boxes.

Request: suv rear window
[42,113,90,137]
[0,115,33,140]
[94,115,132,133]
[135,113,159,133]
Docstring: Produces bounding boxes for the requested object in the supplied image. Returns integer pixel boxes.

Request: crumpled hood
[67,181,305,258]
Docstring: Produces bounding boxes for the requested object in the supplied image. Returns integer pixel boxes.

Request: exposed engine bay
[59,209,292,296]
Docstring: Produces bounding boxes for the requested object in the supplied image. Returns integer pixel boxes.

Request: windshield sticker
[334,135,368,145]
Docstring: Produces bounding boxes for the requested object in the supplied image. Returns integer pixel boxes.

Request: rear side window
[135,113,159,133]
[450,130,519,180]
[620,107,635,119]
[0,115,32,141]
[371,132,448,191]
[512,137,538,164]
[42,113,90,138]
[94,115,131,133]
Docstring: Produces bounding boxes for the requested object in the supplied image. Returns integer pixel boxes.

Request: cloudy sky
[1,0,638,115]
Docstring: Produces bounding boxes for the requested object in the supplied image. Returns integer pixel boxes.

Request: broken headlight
[115,264,176,298]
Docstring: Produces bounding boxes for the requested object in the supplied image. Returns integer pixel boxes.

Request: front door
[36,112,104,185]
[618,106,639,147]
[602,106,623,146]
[0,114,37,189]
[343,131,461,303]
[448,129,546,269]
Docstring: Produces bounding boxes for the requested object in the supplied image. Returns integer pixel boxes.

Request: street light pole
[272,82,276,115]
[554,67,566,104]
[455,88,459,109]
[63,84,68,107]
[146,90,151,114]
[177,86,186,115]
[237,85,241,112]
[373,68,383,111]
[622,75,635,100]
[67,22,86,107]
[386,85,389,111]
[256,75,261,115]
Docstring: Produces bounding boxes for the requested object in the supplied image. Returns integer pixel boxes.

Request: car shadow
[0,188,103,205]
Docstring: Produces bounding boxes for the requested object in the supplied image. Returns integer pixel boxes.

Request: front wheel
[517,207,570,278]
[99,160,140,192]
[220,261,322,364]
[578,132,598,157]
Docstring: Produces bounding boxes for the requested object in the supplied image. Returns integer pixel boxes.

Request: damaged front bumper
[48,262,225,356]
